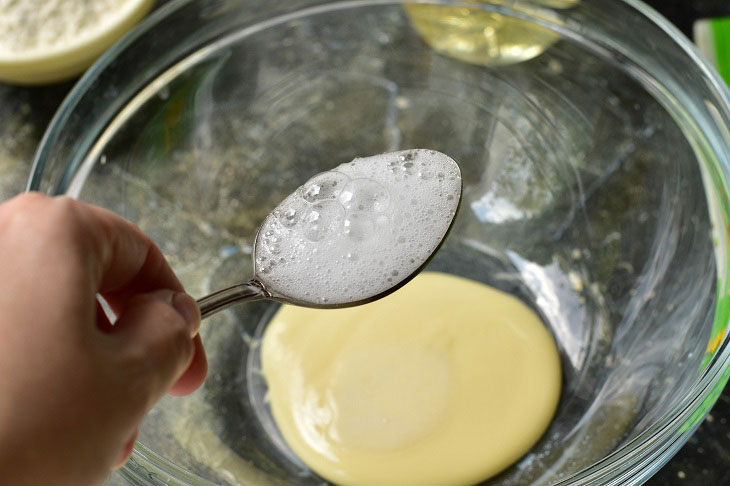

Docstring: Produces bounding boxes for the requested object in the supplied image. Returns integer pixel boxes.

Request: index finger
[70,198,185,310]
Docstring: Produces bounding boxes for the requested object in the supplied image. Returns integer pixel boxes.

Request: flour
[0,0,132,54]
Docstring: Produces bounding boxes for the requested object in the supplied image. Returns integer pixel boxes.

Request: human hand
[0,193,207,485]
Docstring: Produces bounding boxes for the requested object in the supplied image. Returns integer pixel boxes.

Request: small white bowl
[0,0,153,85]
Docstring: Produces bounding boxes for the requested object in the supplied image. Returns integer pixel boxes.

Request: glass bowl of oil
[30,1,730,484]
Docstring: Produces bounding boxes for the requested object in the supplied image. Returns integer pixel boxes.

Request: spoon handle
[197,279,268,319]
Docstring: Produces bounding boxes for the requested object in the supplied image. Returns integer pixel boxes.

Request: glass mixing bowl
[29,0,730,484]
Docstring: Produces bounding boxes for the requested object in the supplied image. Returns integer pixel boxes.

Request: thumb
[110,289,200,412]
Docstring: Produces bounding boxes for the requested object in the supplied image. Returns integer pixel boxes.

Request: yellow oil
[405,1,578,66]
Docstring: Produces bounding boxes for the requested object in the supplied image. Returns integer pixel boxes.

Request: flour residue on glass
[254,149,461,305]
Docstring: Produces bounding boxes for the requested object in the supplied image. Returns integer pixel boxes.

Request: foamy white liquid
[254,149,461,306]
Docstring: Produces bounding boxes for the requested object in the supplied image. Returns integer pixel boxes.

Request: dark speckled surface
[650,394,730,484]
[0,1,728,484]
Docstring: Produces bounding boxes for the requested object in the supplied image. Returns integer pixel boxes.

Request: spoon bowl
[198,149,461,317]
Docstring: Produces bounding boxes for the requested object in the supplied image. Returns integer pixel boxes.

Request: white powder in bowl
[0,0,133,54]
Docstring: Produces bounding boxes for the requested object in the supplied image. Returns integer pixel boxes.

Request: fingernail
[112,429,138,470]
[172,292,201,337]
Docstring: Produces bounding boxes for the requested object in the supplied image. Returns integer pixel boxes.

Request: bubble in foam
[303,200,345,242]
[301,171,349,203]
[281,208,298,226]
[339,179,390,212]
[398,151,417,175]
[343,212,375,242]
[276,196,309,229]
[254,149,461,305]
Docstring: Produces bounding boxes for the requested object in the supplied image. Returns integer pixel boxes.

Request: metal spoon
[197,149,462,318]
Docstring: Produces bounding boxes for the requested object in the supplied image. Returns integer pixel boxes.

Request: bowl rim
[28,0,730,484]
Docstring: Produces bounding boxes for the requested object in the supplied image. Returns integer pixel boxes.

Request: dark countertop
[0,1,728,485]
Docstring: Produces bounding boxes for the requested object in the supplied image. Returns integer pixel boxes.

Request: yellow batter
[261,272,562,485]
